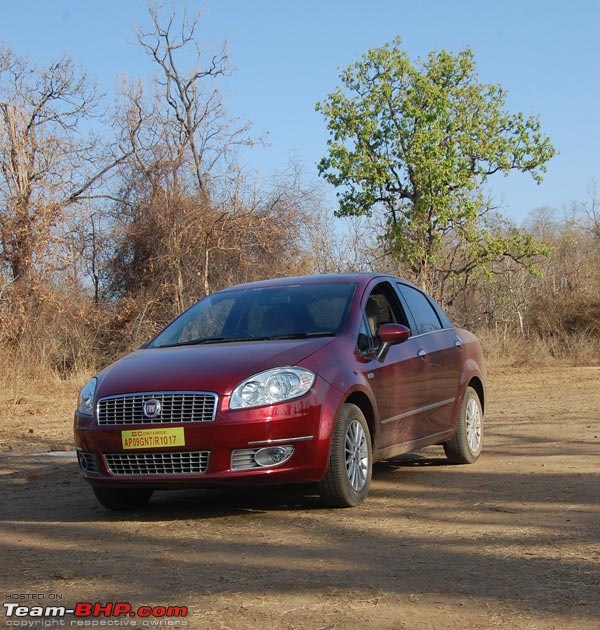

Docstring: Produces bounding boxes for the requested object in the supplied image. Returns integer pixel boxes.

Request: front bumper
[74,379,338,489]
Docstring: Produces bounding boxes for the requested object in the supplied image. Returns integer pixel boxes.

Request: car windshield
[150,282,357,348]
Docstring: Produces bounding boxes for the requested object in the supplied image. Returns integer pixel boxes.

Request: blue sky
[2,0,599,221]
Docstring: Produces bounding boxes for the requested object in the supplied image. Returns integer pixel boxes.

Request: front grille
[97,392,217,425]
[104,451,210,476]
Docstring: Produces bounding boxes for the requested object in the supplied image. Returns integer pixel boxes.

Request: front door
[357,282,433,452]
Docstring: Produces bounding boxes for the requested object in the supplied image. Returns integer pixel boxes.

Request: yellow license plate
[121,427,185,450]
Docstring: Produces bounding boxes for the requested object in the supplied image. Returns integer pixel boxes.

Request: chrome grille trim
[248,435,314,446]
[231,449,260,470]
[77,451,99,474]
[97,391,217,425]
[104,451,210,475]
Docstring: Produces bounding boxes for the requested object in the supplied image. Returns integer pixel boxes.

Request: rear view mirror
[377,323,410,344]
[376,323,410,360]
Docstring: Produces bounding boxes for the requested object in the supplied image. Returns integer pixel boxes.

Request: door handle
[417,349,427,359]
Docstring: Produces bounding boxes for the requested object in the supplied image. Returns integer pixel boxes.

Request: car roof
[216,273,421,294]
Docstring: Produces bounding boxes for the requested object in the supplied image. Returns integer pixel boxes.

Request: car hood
[95,337,336,398]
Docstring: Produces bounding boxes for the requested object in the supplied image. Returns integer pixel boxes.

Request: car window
[431,301,454,329]
[153,294,236,347]
[307,296,351,331]
[150,283,356,347]
[361,282,409,349]
[179,297,235,342]
[357,317,374,354]
[396,284,442,334]
[245,291,351,337]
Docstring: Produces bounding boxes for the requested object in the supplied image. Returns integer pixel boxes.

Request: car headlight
[230,367,315,409]
[77,378,97,416]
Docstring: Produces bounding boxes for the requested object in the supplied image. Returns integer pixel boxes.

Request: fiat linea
[75,274,486,510]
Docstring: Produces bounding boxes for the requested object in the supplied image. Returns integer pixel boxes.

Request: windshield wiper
[266,331,337,340]
[156,331,336,348]
[156,336,256,348]
[156,337,223,348]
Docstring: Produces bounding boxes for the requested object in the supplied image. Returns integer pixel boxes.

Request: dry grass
[476,328,600,368]
[0,347,84,454]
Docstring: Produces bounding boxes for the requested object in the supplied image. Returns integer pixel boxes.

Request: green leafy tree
[316,37,555,295]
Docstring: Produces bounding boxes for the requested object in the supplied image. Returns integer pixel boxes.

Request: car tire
[92,486,153,511]
[443,386,483,464]
[319,403,372,507]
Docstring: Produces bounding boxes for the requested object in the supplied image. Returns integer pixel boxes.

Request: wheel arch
[468,376,485,413]
[344,390,376,447]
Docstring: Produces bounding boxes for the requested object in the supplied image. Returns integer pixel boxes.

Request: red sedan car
[75,274,486,510]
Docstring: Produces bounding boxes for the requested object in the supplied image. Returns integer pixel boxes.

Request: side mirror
[376,323,410,361]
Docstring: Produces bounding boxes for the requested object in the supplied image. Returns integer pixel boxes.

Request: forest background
[1,3,598,395]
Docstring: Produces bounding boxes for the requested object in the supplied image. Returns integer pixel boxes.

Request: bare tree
[98,1,264,323]
[136,2,254,199]
[580,180,599,241]
[0,45,132,306]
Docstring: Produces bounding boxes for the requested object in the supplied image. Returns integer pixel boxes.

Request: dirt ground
[0,366,598,629]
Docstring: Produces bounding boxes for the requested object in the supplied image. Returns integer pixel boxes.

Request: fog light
[255,446,294,467]
[77,451,99,474]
